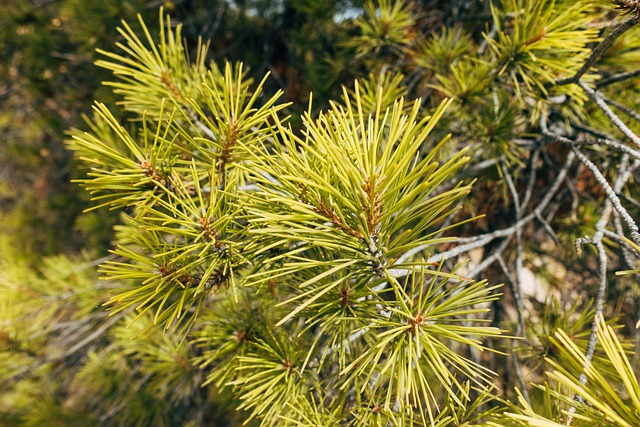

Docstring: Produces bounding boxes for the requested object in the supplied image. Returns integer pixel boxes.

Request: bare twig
[620,192,640,210]
[555,17,640,86]
[179,105,218,142]
[587,138,640,161]
[565,155,638,424]
[596,69,640,88]
[466,237,512,279]
[4,310,127,384]
[534,210,561,245]
[577,240,609,364]
[573,121,623,143]
[500,161,527,339]
[541,116,640,244]
[389,150,575,272]
[496,255,530,403]
[572,148,640,244]
[520,149,541,211]
[598,92,640,123]
[53,313,124,359]
[578,81,640,149]
[566,237,608,425]
[605,226,640,267]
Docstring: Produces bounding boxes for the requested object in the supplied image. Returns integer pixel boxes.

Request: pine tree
[1,1,640,426]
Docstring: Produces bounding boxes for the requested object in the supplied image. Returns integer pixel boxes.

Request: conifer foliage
[68,11,504,424]
[2,0,640,426]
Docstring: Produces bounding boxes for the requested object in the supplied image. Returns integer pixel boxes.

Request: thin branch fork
[496,254,530,403]
[565,154,637,424]
[572,121,623,143]
[598,92,640,123]
[555,16,640,86]
[596,69,640,88]
[578,81,640,149]
[466,237,512,280]
[590,138,640,161]
[540,116,640,245]
[572,148,640,245]
[604,227,640,258]
[565,206,612,425]
[386,149,575,274]
[433,151,575,259]
[500,160,527,340]
[565,217,610,426]
[611,158,640,267]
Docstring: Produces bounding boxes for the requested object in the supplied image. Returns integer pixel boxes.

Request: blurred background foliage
[1,0,640,425]
[0,0,373,258]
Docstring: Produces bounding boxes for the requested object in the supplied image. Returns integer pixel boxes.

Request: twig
[578,242,609,344]
[596,69,640,88]
[588,138,640,161]
[565,155,637,424]
[566,238,607,425]
[388,150,575,273]
[54,313,124,359]
[555,17,640,86]
[573,121,623,145]
[598,92,640,123]
[500,161,527,339]
[179,105,218,142]
[611,159,640,270]
[496,255,530,403]
[620,192,640,210]
[544,191,567,226]
[541,116,640,244]
[535,212,560,247]
[578,81,640,149]
[572,148,640,244]
[605,226,640,266]
[4,310,127,384]
[520,149,541,212]
[466,238,512,279]
[495,193,531,409]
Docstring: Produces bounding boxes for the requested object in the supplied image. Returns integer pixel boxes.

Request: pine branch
[555,16,640,86]
[596,69,640,88]
[500,160,527,341]
[392,150,575,269]
[541,115,640,245]
[578,80,640,149]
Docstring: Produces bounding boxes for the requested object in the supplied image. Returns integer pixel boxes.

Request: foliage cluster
[1,0,640,426]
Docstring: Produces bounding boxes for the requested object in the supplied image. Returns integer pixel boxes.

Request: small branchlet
[197,216,220,245]
[315,199,364,239]
[139,159,166,185]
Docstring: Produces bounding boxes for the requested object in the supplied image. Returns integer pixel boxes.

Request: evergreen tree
[1,0,640,426]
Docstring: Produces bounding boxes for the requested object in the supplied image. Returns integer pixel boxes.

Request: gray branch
[578,81,640,149]
[556,16,639,85]
[596,69,640,89]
